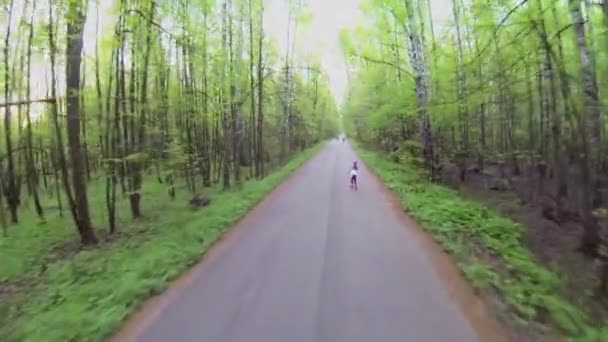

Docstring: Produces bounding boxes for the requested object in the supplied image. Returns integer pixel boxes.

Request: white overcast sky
[1,0,452,107]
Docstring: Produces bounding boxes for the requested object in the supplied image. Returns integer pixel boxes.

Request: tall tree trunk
[256,1,265,178]
[3,0,19,224]
[533,1,569,217]
[402,0,434,177]
[569,0,602,256]
[128,0,155,218]
[248,0,257,179]
[64,0,97,245]
[25,0,44,221]
[230,1,241,186]
[202,10,212,187]
[280,6,294,162]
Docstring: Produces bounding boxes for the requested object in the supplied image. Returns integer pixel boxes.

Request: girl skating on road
[349,161,358,190]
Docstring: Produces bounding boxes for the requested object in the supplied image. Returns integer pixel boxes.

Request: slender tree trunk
[280,8,293,162]
[202,10,212,187]
[0,176,7,235]
[452,0,469,155]
[221,1,231,189]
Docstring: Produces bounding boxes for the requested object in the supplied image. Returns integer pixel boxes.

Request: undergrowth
[0,143,323,342]
[356,146,608,341]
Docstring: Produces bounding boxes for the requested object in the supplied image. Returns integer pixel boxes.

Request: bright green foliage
[342,0,608,159]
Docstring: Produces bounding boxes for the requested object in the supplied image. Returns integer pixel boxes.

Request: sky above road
[263,0,452,105]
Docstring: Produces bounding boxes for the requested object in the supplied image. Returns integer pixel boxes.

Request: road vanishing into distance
[112,140,506,342]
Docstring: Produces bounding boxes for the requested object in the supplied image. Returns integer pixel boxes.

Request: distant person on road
[349,161,358,190]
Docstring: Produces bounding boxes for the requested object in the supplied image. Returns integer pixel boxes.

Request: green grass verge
[0,143,323,342]
[355,146,608,341]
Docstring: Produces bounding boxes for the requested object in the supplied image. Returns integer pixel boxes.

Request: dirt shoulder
[365,158,510,342]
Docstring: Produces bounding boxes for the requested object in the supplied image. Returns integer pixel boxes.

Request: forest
[341,0,608,339]
[5,0,608,340]
[0,0,338,340]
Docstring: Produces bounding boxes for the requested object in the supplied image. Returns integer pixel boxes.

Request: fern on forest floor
[0,143,323,342]
[356,146,608,341]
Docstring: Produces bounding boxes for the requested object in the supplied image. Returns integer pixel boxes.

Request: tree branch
[0,97,58,108]
[351,53,414,79]
[127,8,190,47]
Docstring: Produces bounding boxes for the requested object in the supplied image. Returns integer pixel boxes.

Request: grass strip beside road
[0,143,324,342]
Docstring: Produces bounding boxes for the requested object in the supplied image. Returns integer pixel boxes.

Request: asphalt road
[119,141,489,342]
